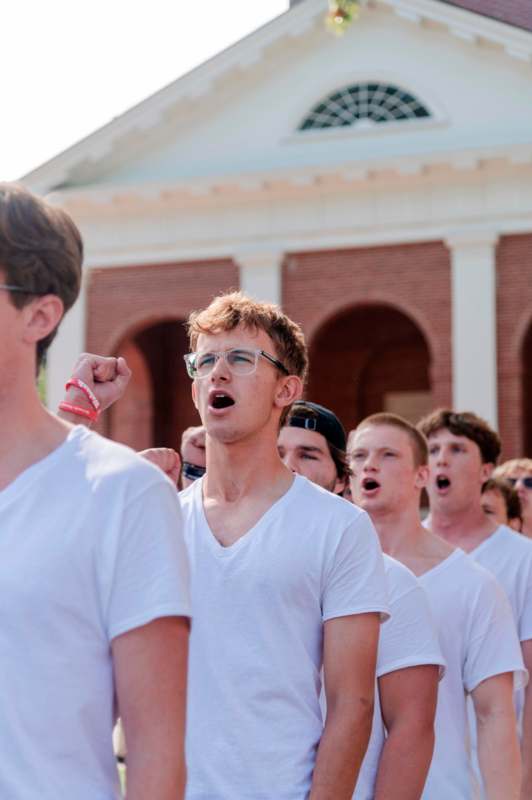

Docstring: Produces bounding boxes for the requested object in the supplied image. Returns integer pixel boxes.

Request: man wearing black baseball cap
[277,400,350,495]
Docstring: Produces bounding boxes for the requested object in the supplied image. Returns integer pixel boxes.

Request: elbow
[327,691,375,738]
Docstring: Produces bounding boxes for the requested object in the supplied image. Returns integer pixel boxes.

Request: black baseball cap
[287,401,347,452]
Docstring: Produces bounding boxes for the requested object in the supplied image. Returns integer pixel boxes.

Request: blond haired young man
[349,413,525,800]
[173,293,388,800]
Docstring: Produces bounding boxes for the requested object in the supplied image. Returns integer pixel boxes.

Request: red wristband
[65,377,101,411]
[58,401,99,422]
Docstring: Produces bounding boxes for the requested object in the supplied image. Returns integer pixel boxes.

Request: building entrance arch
[106,318,199,451]
[522,322,532,457]
[307,304,432,432]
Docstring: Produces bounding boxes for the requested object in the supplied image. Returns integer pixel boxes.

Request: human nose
[435,447,448,466]
[362,453,378,472]
[283,451,299,473]
[209,353,230,381]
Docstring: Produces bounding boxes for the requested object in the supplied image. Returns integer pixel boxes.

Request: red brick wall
[283,242,452,429]
[497,234,532,459]
[87,259,239,447]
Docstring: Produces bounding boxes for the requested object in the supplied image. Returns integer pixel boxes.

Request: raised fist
[139,448,181,486]
[65,353,132,413]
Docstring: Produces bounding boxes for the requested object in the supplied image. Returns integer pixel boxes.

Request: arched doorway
[307,304,432,432]
[522,323,532,456]
[106,319,200,451]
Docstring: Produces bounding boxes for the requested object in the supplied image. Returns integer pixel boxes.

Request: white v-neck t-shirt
[418,549,526,799]
[0,426,191,800]
[180,474,389,800]
[354,555,445,800]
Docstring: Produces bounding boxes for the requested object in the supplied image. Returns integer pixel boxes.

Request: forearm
[521,686,532,799]
[374,723,434,800]
[125,739,186,800]
[477,713,521,800]
[310,701,373,800]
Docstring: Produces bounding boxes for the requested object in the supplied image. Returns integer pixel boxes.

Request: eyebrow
[298,445,326,455]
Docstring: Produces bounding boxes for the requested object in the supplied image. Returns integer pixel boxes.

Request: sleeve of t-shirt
[518,557,532,642]
[377,580,446,678]
[102,475,191,641]
[321,510,389,623]
[464,571,527,694]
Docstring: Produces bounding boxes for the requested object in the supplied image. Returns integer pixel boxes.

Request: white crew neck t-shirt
[0,426,190,800]
[418,549,526,799]
[180,474,389,800]
[354,555,445,800]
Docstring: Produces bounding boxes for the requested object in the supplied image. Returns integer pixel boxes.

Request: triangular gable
[22,0,532,195]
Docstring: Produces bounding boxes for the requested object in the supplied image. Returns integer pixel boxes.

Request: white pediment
[23,0,532,196]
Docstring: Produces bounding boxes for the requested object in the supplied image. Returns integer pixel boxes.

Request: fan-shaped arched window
[299,83,430,131]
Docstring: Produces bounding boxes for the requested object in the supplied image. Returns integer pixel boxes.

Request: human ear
[21,295,64,346]
[481,462,495,483]
[275,375,303,410]
[414,464,430,490]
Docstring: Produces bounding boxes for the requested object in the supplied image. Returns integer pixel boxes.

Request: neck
[0,372,71,490]
[370,502,427,557]
[204,425,289,502]
[428,499,498,550]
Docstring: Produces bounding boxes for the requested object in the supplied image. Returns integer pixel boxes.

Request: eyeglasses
[184,347,289,379]
[0,284,46,295]
[508,476,532,490]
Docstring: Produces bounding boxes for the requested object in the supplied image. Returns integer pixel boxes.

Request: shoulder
[494,525,532,556]
[293,476,372,528]
[69,426,175,495]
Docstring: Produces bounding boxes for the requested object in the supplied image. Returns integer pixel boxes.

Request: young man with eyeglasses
[279,401,444,800]
[0,184,191,800]
[178,292,388,800]
[419,409,532,799]
[349,413,525,799]
[494,459,532,539]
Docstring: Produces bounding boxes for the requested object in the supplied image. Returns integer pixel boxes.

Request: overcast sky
[2,1,288,181]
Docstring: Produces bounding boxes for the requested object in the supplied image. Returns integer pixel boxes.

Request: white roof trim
[22,0,532,194]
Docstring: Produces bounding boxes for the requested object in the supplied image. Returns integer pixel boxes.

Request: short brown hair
[187,291,308,383]
[0,183,83,368]
[350,412,428,467]
[494,458,532,480]
[482,477,522,523]
[417,409,501,464]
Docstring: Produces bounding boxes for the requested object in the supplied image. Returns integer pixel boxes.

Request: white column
[45,271,87,411]
[446,231,499,428]
[236,250,284,306]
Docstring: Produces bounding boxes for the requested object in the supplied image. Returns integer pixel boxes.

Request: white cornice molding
[47,141,532,213]
[81,217,532,271]
[21,0,532,195]
[445,229,499,249]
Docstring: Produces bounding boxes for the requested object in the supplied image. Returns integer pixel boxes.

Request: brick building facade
[24,0,532,457]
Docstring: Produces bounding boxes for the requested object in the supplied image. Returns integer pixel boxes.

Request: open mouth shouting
[362,476,381,496]
[435,474,451,494]
[208,389,236,414]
